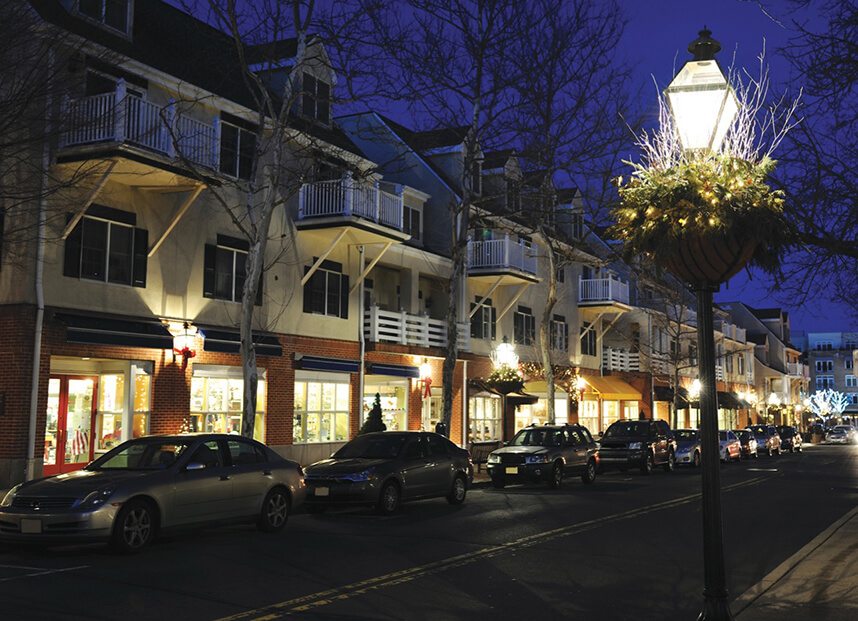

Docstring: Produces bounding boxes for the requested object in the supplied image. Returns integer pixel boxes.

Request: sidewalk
[732,505,858,620]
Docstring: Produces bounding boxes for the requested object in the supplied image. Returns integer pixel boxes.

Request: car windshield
[603,422,648,438]
[88,439,192,470]
[749,426,768,435]
[736,431,751,440]
[333,434,408,459]
[510,428,562,447]
[675,430,698,441]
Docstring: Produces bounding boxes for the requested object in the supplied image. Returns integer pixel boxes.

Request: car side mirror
[503,441,510,447]
[185,462,206,471]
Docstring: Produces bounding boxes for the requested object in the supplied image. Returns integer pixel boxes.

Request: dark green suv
[486,424,599,489]
[597,419,677,475]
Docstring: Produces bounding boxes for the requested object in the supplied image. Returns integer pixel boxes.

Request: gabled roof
[747,333,768,346]
[483,149,516,171]
[749,306,784,321]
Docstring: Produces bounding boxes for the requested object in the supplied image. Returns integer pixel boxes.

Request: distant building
[796,331,858,416]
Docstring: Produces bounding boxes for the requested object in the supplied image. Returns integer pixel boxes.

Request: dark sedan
[0,434,306,553]
[303,431,473,514]
[485,424,599,489]
[776,425,803,452]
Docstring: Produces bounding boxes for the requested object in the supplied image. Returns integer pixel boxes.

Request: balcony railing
[578,277,629,305]
[715,321,747,343]
[602,347,640,372]
[467,234,538,276]
[298,175,404,231]
[788,361,809,377]
[364,306,470,351]
[61,79,218,169]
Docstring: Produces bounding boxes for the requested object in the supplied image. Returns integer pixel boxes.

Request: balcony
[578,276,631,320]
[716,321,747,343]
[602,347,640,372]
[364,306,470,351]
[60,80,218,184]
[467,234,539,285]
[788,361,809,377]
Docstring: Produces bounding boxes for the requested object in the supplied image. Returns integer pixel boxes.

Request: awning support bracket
[350,241,393,295]
[148,184,206,257]
[468,277,503,319]
[496,283,530,321]
[301,229,349,286]
[61,160,118,240]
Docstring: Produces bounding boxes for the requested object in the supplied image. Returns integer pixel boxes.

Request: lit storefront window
[578,400,600,435]
[190,367,265,441]
[97,374,125,451]
[469,396,501,442]
[133,372,151,438]
[363,382,408,431]
[294,375,349,443]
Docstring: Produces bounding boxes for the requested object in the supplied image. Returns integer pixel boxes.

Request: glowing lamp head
[491,336,518,369]
[689,379,702,399]
[664,28,739,153]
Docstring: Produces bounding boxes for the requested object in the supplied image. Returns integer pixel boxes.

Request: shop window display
[468,396,501,442]
[578,400,600,435]
[96,374,125,452]
[363,384,407,431]
[294,380,349,443]
[133,373,151,438]
[190,376,266,441]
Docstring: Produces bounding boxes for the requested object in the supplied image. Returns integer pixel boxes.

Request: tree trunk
[540,242,559,424]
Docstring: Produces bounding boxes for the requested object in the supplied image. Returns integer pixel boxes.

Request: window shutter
[340,274,349,319]
[255,272,263,307]
[302,73,316,118]
[303,266,313,313]
[203,243,216,298]
[317,81,330,123]
[491,306,497,340]
[63,216,82,278]
[470,303,479,338]
[132,227,148,288]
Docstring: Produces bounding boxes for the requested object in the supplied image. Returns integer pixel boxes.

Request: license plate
[505,467,518,475]
[314,486,329,497]
[21,519,42,534]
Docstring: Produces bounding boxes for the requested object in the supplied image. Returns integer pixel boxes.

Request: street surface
[1,444,856,621]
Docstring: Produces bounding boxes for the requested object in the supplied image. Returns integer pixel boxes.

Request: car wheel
[447,475,467,505]
[548,463,563,489]
[640,453,654,476]
[257,487,290,533]
[110,499,155,554]
[491,475,506,489]
[581,460,597,485]
[377,481,401,515]
[663,451,676,472]
[790,445,795,453]
[305,504,327,515]
[693,451,701,468]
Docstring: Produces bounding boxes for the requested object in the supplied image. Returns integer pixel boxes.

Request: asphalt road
[1,443,856,621]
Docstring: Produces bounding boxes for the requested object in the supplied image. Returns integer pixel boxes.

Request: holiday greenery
[609,154,794,275]
[358,392,387,435]
[486,365,525,393]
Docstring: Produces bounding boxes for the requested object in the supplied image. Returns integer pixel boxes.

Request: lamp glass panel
[666,60,738,151]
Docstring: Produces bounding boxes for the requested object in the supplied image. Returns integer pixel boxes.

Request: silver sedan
[0,434,306,553]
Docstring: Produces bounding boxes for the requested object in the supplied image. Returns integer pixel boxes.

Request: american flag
[71,428,89,457]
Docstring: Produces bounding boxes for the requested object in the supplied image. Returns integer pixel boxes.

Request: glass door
[43,375,97,476]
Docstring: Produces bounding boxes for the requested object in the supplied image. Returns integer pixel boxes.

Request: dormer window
[78,0,132,35]
[470,161,482,195]
[302,73,330,124]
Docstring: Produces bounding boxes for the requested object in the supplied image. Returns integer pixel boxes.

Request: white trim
[295,370,351,383]
[192,364,268,380]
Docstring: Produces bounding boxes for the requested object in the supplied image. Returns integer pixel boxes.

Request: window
[570,212,584,240]
[738,354,745,375]
[816,359,834,372]
[816,341,833,351]
[846,375,857,388]
[469,396,501,442]
[848,393,858,405]
[505,180,520,211]
[293,376,350,443]
[817,375,834,389]
[470,297,496,340]
[301,72,331,124]
[303,259,349,318]
[219,120,256,180]
[844,339,858,350]
[63,204,147,287]
[471,161,482,195]
[203,235,263,305]
[581,322,597,357]
[555,266,565,283]
[78,0,130,34]
[403,205,422,242]
[550,315,568,351]
[726,354,734,373]
[846,358,854,370]
[513,306,535,346]
[227,439,266,466]
[189,368,266,442]
[669,339,678,358]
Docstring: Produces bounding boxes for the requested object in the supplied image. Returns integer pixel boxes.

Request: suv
[747,424,782,456]
[486,424,599,489]
[597,419,677,475]
[776,425,803,453]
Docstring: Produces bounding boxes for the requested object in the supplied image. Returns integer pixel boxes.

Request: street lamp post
[664,29,740,621]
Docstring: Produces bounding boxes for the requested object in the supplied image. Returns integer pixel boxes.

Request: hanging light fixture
[172,322,197,363]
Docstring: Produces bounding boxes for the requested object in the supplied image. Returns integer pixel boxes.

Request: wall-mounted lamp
[172,322,197,365]
[418,358,432,399]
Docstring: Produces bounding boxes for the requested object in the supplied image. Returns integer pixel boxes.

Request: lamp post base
[697,590,735,620]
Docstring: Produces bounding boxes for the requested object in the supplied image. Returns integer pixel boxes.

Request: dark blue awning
[366,362,420,378]
[198,328,282,357]
[294,354,359,374]
[56,313,173,349]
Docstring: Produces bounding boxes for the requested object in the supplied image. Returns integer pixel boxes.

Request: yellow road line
[215,475,771,621]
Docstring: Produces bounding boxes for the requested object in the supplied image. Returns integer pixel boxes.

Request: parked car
[718,430,742,462]
[303,431,473,515]
[747,424,782,456]
[486,424,599,489]
[0,434,305,553]
[776,425,803,452]
[674,429,702,467]
[597,419,676,475]
[827,425,858,445]
[734,429,759,459]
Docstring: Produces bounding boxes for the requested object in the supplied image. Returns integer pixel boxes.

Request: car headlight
[77,488,115,509]
[340,468,375,482]
[526,454,552,464]
[628,442,642,450]
[1,484,22,507]
[487,454,501,464]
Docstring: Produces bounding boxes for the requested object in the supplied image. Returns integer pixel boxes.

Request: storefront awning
[294,354,359,374]
[653,386,690,409]
[507,391,540,406]
[468,379,503,398]
[717,391,744,409]
[56,313,173,349]
[198,328,282,357]
[582,375,642,401]
[365,362,420,378]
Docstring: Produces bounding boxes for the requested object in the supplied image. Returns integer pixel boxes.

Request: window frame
[470,297,496,341]
[301,72,332,124]
[513,306,535,346]
[550,315,568,351]
[580,322,597,358]
[77,0,132,36]
[203,235,263,306]
[293,375,350,444]
[218,120,257,180]
[302,259,349,319]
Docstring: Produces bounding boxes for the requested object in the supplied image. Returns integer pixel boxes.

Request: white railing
[602,347,641,372]
[467,234,538,275]
[715,321,747,344]
[298,175,404,231]
[578,277,630,305]
[716,365,724,381]
[788,362,808,377]
[61,79,217,169]
[364,306,470,351]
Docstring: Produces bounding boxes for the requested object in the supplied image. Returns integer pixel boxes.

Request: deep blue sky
[617,0,849,335]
